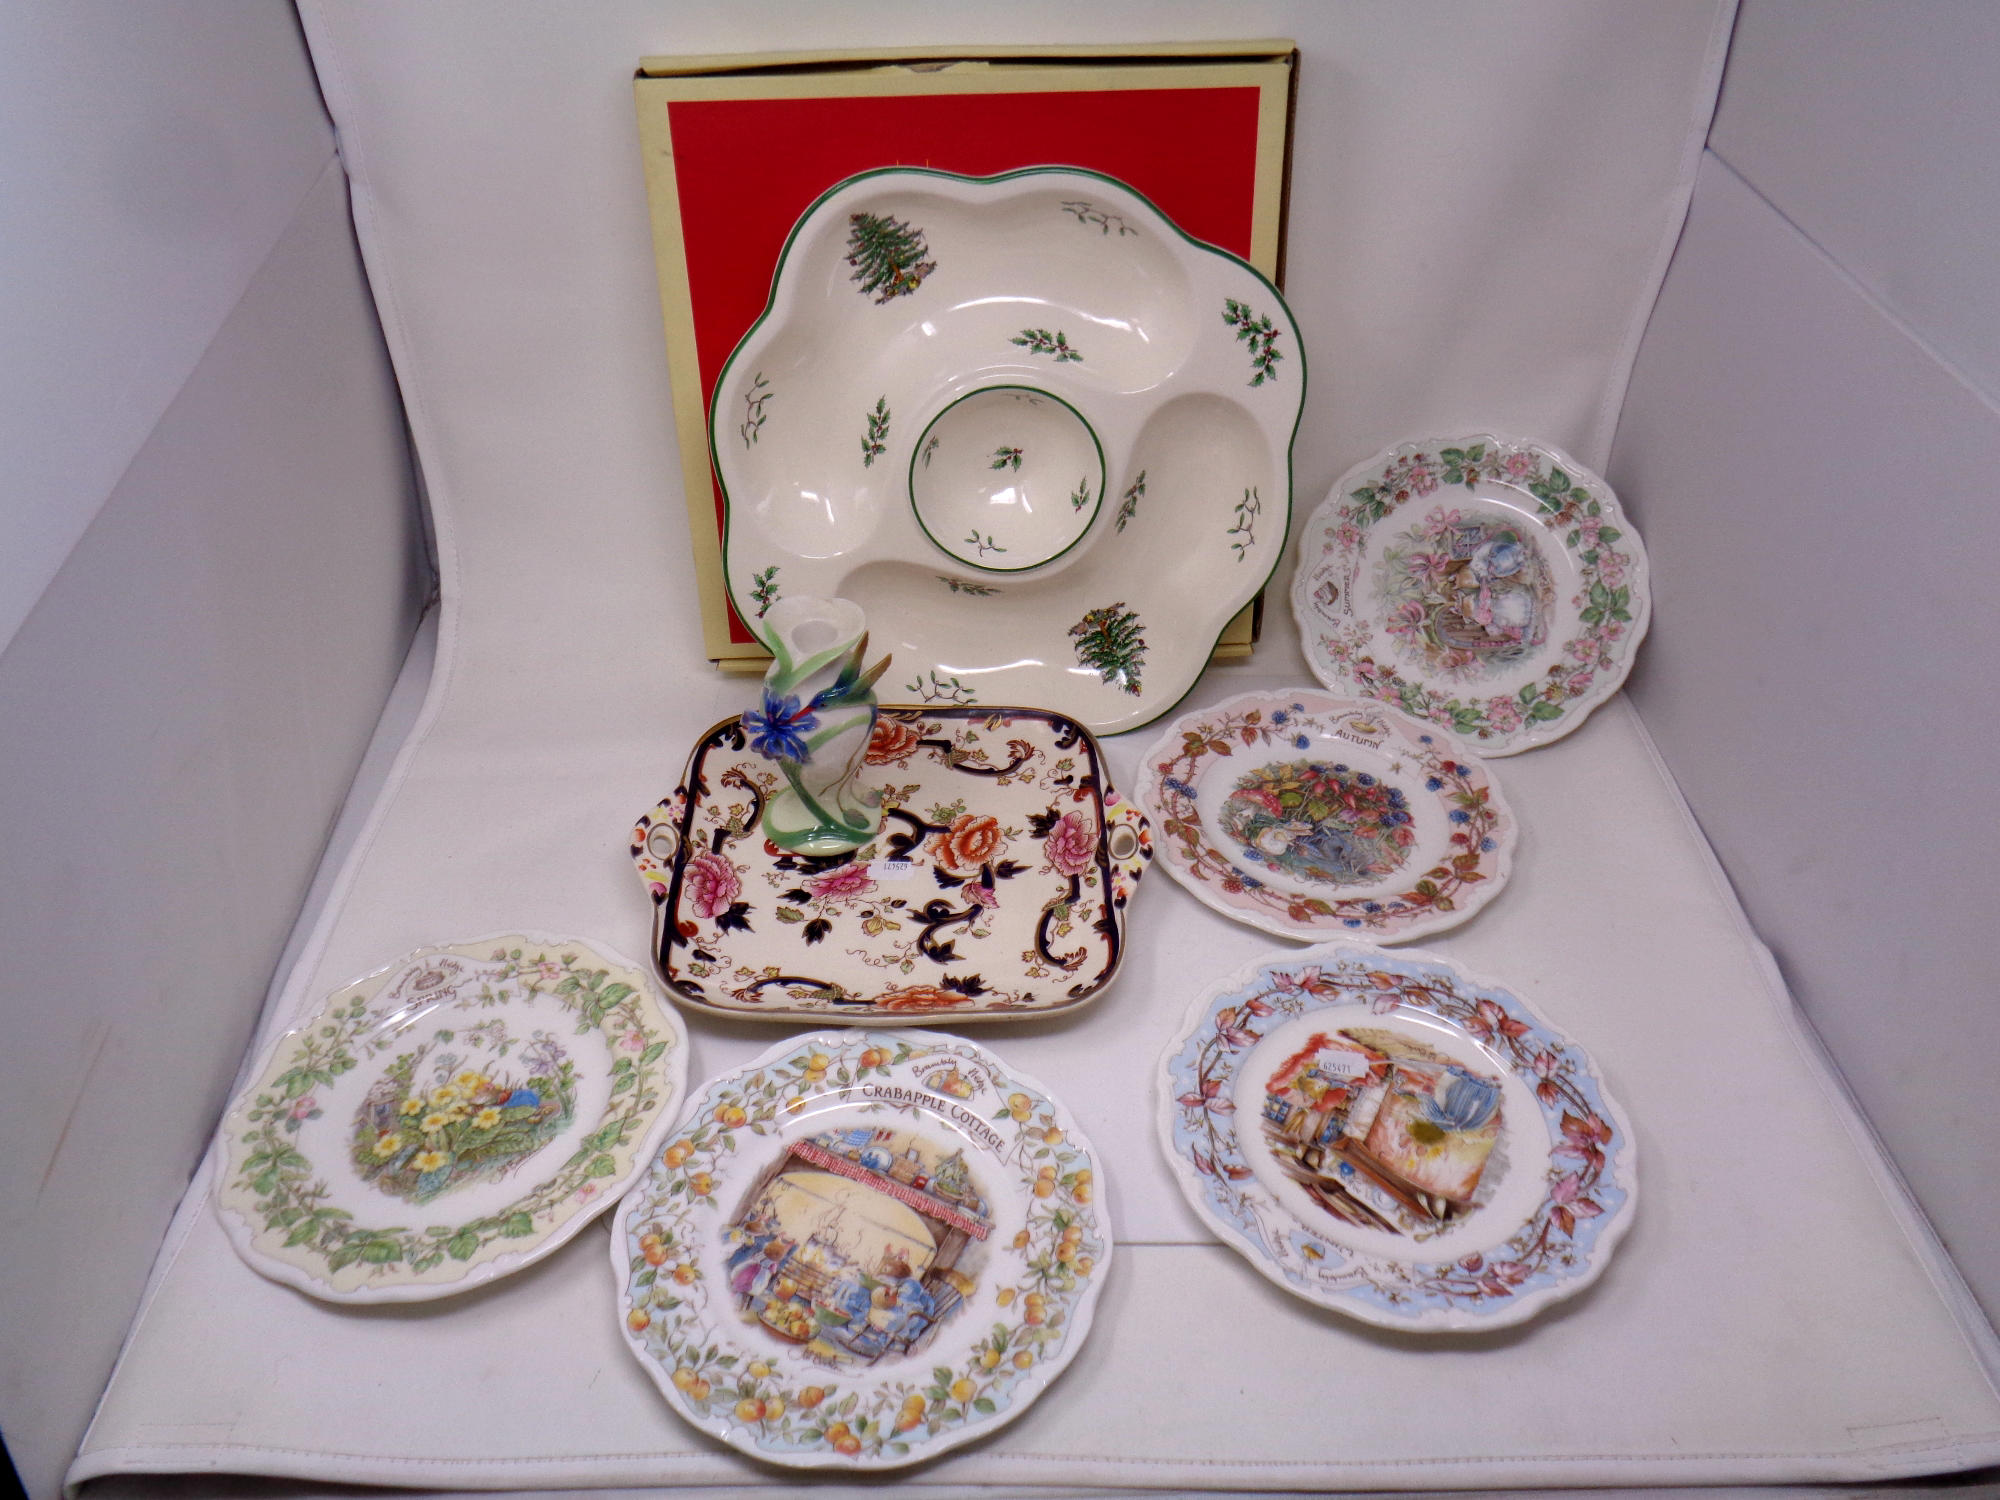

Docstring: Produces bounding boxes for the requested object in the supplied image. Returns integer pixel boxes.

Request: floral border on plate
[613,1029,1107,1469]
[1292,435,1651,756]
[215,934,688,1303]
[1137,689,1513,943]
[1159,943,1635,1331]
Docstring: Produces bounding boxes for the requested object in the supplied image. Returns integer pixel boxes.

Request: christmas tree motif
[1069,602,1148,696]
[860,396,891,466]
[845,212,936,303]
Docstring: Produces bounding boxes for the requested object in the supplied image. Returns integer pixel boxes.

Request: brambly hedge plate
[1293,435,1650,755]
[1160,943,1635,1331]
[1137,689,1513,944]
[713,165,1305,734]
[614,1029,1107,1469]
[632,706,1151,1024]
[216,936,687,1303]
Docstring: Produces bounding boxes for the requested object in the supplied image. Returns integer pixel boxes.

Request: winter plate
[713,165,1304,734]
[215,935,687,1302]
[1160,943,1635,1331]
[1293,435,1650,755]
[1137,688,1513,943]
[615,1030,1107,1468]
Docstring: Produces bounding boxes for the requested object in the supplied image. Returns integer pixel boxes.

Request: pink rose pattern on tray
[631,709,1151,1019]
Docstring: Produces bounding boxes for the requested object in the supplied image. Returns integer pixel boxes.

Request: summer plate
[1137,688,1513,944]
[1160,943,1635,1331]
[614,1029,1107,1469]
[1293,435,1650,755]
[632,706,1151,1024]
[713,165,1305,734]
[216,936,687,1303]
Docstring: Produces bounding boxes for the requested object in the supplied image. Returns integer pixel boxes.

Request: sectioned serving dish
[632,706,1151,1023]
[712,165,1305,734]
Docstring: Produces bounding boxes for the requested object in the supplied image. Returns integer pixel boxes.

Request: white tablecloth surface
[70,1,2000,1491]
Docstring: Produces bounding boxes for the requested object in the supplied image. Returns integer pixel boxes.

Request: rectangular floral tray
[631,706,1151,1024]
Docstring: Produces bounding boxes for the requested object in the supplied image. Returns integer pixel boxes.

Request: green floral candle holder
[743,596,891,854]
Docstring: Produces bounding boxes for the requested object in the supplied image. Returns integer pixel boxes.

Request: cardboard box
[634,43,1296,667]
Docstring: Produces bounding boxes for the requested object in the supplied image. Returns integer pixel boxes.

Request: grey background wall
[0,8,427,1496]
[1609,0,2000,1326]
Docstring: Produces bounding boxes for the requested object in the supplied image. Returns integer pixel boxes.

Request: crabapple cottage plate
[1137,689,1514,944]
[614,1029,1107,1469]
[1160,943,1635,1331]
[631,706,1151,1024]
[215,936,687,1302]
[712,165,1304,734]
[1293,436,1650,755]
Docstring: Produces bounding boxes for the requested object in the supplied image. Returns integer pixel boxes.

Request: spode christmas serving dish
[1293,436,1649,755]
[633,705,1151,1024]
[614,1029,1107,1468]
[1160,943,1635,1330]
[1137,688,1513,943]
[712,165,1304,734]
[216,936,687,1302]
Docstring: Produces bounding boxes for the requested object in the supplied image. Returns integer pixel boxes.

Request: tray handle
[1102,789,1153,908]
[631,797,682,906]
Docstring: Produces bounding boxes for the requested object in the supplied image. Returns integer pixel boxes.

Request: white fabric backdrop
[71,2,2000,1491]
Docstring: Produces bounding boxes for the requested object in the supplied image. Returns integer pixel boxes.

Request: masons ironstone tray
[631,706,1151,1024]
[1137,688,1514,943]
[711,165,1305,735]
[1293,435,1650,755]
[1160,943,1636,1331]
[614,1029,1107,1469]
[215,935,687,1302]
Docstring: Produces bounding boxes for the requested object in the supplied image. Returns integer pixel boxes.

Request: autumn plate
[614,1029,1107,1469]
[713,165,1304,734]
[1137,689,1513,944]
[1293,435,1650,755]
[1160,944,1635,1331]
[631,706,1151,1024]
[216,936,687,1303]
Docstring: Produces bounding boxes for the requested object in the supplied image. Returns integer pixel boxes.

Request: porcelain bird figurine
[741,596,891,854]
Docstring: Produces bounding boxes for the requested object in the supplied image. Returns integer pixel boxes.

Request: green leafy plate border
[215,934,688,1303]
[612,1029,1108,1469]
[1291,433,1651,756]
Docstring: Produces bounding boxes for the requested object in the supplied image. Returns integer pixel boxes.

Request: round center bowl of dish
[908,386,1105,574]
[713,166,1304,733]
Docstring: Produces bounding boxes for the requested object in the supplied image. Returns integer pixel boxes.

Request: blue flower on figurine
[743,691,819,764]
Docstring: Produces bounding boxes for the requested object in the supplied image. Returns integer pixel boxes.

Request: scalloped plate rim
[1156,941,1637,1332]
[213,931,689,1304]
[1291,432,1651,756]
[612,1027,1111,1469]
[1134,687,1516,945]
